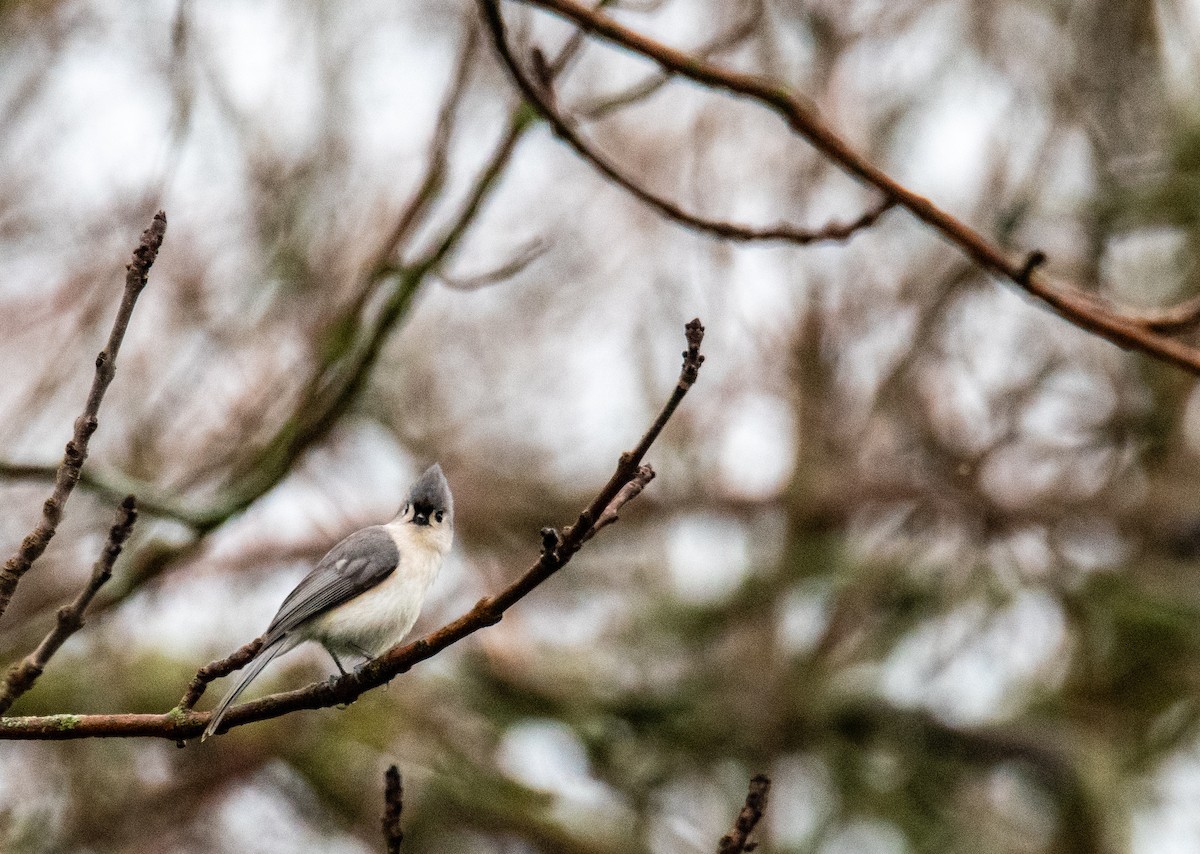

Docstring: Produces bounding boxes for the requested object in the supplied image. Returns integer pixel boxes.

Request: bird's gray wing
[264,526,400,643]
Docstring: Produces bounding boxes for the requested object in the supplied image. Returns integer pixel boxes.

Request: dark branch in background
[0,212,165,624]
[511,0,1200,377]
[480,0,894,247]
[382,765,404,854]
[0,497,138,715]
[574,2,762,121]
[717,775,770,854]
[438,237,549,291]
[0,461,203,528]
[363,17,480,285]
[0,319,705,739]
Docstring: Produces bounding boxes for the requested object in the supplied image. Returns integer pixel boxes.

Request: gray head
[400,463,453,527]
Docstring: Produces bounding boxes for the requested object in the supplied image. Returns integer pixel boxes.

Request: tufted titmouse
[202,463,453,740]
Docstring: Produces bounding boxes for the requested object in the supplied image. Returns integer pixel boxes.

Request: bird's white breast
[310,520,450,657]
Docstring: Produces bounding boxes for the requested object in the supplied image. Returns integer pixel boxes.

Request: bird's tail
[202,637,289,740]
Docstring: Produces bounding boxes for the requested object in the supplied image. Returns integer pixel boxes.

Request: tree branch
[178,636,265,711]
[480,0,894,247]
[0,319,705,740]
[509,0,1200,376]
[583,463,654,543]
[382,764,404,854]
[0,212,165,624]
[717,774,770,854]
[0,496,138,714]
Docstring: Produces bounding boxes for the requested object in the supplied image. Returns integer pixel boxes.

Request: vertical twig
[0,496,139,714]
[382,764,404,854]
[717,774,770,854]
[0,212,166,624]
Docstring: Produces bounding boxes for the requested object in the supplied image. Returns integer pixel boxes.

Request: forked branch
[0,497,139,714]
[0,319,705,739]
[480,0,894,247]
[0,212,165,624]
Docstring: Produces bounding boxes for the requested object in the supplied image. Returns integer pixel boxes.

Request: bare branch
[0,319,705,740]
[583,463,654,542]
[383,765,404,854]
[1128,292,1200,333]
[510,0,1200,376]
[438,237,549,291]
[479,0,895,246]
[575,4,761,120]
[0,212,165,624]
[178,636,265,711]
[717,775,770,854]
[0,496,138,714]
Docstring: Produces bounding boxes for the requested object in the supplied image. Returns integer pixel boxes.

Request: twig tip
[1017,250,1047,284]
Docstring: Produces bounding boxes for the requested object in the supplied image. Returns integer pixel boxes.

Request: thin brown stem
[0,496,138,714]
[584,464,654,542]
[0,212,165,624]
[179,636,265,711]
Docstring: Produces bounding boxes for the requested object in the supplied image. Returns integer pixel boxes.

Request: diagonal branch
[0,496,138,714]
[510,0,1200,377]
[0,319,705,740]
[0,212,165,624]
[178,636,264,711]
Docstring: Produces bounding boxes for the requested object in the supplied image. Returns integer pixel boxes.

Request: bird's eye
[434,510,444,523]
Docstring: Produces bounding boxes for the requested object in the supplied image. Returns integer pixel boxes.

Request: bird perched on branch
[203,463,454,740]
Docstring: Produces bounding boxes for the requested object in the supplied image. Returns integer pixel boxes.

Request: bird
[202,463,454,740]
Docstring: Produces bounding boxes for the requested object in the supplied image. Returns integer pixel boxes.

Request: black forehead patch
[408,464,451,511]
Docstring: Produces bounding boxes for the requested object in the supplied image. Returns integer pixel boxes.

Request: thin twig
[0,319,705,739]
[512,0,1200,377]
[0,212,166,625]
[717,774,770,854]
[179,636,265,711]
[438,237,549,291]
[1129,292,1200,333]
[575,3,762,120]
[0,496,139,714]
[382,765,404,854]
[583,464,654,542]
[480,0,895,246]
